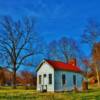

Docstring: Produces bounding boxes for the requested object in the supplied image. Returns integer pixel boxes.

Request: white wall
[37,61,54,92]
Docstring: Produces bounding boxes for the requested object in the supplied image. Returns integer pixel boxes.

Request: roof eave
[35,59,46,72]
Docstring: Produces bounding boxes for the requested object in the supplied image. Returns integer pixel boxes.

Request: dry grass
[0,85,99,100]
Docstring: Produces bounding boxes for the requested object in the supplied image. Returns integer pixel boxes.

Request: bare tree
[82,20,100,47]
[59,37,79,62]
[47,40,62,60]
[92,43,100,86]
[81,20,100,86]
[47,37,79,63]
[0,16,40,88]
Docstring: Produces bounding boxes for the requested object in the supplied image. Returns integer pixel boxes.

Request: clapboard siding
[37,60,84,92]
[54,70,83,91]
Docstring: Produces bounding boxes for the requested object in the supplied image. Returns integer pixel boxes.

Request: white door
[43,74,47,91]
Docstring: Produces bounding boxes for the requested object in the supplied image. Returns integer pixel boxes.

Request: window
[44,74,46,77]
[62,74,66,85]
[73,75,76,85]
[39,75,41,84]
[49,74,52,84]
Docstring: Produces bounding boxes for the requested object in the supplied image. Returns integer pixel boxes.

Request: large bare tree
[0,16,40,88]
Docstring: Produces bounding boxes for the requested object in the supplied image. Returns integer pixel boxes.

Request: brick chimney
[68,58,76,66]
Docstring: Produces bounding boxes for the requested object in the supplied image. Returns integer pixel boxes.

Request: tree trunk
[82,80,88,91]
[96,65,100,86]
[13,69,16,89]
[65,54,69,63]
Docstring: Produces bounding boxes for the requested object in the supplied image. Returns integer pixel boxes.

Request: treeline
[0,68,36,89]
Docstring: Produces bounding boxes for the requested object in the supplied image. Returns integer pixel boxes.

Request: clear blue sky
[0,0,100,71]
[0,0,100,41]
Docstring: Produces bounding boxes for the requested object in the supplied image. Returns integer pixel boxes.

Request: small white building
[36,59,84,92]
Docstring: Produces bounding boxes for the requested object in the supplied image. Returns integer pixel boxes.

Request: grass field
[0,85,100,100]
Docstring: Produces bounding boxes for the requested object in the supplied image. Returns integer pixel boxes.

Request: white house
[36,59,84,92]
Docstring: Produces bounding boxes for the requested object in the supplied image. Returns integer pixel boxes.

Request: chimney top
[68,58,76,66]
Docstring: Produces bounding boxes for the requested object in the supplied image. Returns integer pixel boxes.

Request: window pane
[62,74,66,85]
[49,74,52,84]
[39,75,41,84]
[44,74,46,77]
[73,75,76,85]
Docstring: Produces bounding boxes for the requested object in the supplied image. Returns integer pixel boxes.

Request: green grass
[0,85,99,100]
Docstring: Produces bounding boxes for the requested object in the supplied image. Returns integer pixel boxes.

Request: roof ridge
[45,59,82,73]
[46,59,67,64]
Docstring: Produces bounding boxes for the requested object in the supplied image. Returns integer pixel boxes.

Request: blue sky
[0,0,100,41]
[0,0,100,71]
